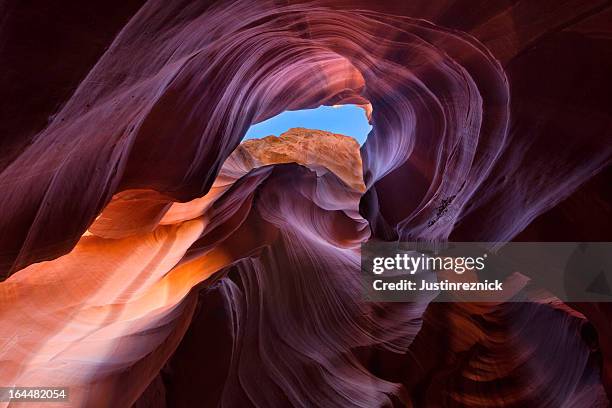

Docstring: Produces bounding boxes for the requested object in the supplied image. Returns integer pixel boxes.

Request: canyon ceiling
[0,0,611,406]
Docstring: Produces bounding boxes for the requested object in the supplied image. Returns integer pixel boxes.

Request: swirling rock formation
[0,0,611,406]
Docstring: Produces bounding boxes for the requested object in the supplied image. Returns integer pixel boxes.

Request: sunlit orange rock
[0,130,367,406]
[1,0,611,406]
[238,128,365,192]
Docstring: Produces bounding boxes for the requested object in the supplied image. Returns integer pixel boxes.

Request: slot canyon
[0,0,611,406]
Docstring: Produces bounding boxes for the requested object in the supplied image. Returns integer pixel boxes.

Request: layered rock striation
[0,0,611,406]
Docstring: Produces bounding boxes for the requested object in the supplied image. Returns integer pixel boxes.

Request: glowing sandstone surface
[0,130,368,406]
[1,0,612,406]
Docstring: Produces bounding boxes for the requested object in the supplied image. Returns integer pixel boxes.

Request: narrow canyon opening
[244,104,372,145]
[238,104,371,192]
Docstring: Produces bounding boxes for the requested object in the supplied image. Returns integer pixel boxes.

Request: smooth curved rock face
[0,0,611,406]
